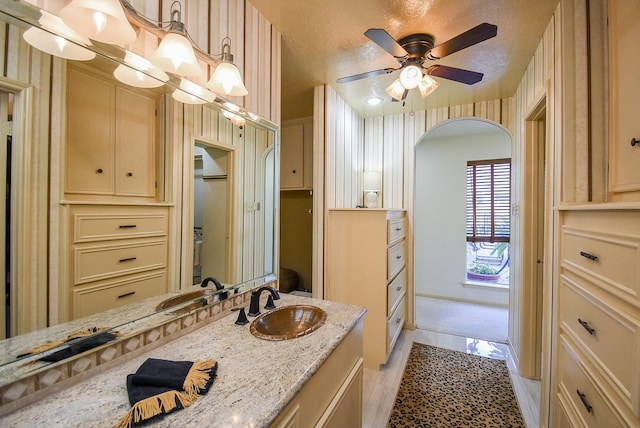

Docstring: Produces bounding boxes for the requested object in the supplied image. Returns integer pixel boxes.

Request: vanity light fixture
[22,10,96,61]
[148,3,203,77]
[114,51,169,88]
[60,0,136,45]
[363,171,382,208]
[207,37,248,97]
[172,78,216,104]
[223,110,246,126]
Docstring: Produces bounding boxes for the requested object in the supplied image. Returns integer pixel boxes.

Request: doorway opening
[193,143,231,285]
[414,118,512,342]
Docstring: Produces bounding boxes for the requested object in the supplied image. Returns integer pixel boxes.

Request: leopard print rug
[387,342,525,427]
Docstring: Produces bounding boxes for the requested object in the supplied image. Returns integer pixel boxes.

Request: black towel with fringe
[115,358,218,428]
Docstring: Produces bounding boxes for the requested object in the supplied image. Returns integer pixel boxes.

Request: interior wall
[414,121,511,306]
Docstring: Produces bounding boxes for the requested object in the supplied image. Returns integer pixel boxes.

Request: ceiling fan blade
[427,65,484,85]
[391,89,408,102]
[427,23,497,60]
[365,28,409,59]
[336,67,398,84]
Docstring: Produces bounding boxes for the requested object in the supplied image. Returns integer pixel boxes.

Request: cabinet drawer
[73,240,167,284]
[387,296,405,353]
[561,211,640,306]
[387,218,405,245]
[558,336,627,428]
[72,209,168,243]
[387,240,405,281]
[73,272,166,318]
[387,268,406,316]
[559,274,640,416]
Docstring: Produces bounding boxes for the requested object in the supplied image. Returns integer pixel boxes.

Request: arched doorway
[414,118,512,343]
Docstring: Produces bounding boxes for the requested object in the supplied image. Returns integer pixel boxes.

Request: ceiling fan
[337,23,498,101]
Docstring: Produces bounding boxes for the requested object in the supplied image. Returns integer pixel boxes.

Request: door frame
[518,93,548,379]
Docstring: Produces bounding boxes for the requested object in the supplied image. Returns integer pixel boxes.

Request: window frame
[466,158,511,244]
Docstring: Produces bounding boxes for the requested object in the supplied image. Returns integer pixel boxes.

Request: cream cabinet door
[608,0,640,193]
[116,87,156,197]
[66,68,115,195]
[281,124,304,189]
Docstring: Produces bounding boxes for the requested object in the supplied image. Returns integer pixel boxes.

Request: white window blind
[466,158,511,243]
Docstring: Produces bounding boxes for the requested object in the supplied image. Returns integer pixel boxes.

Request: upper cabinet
[66,65,158,200]
[281,118,313,190]
[608,0,640,199]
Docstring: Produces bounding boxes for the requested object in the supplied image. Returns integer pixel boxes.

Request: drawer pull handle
[396,255,402,259]
[578,318,596,335]
[395,227,402,231]
[127,172,133,177]
[396,317,402,324]
[576,389,593,413]
[579,251,598,261]
[96,168,103,174]
[117,291,136,299]
[119,224,137,229]
[632,138,639,147]
[119,257,137,263]
[396,286,402,291]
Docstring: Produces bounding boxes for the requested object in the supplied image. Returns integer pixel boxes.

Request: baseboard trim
[416,292,509,309]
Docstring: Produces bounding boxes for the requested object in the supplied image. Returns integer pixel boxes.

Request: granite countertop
[0,294,366,427]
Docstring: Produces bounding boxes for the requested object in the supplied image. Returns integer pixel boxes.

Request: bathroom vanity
[0,294,365,427]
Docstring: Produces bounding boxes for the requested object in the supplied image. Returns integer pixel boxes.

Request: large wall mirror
[0,0,279,385]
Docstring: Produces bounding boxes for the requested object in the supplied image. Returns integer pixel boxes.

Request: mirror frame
[0,0,280,384]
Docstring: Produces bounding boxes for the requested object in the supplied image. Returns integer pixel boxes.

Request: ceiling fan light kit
[338,23,498,103]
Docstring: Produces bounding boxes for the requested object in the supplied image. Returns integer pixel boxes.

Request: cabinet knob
[632,138,639,147]
[292,170,297,174]
[127,172,133,177]
[96,168,103,174]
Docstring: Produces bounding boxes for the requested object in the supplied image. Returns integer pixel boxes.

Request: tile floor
[362,328,541,427]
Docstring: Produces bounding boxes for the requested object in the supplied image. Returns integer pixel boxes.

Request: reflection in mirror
[0,0,279,385]
[193,144,231,284]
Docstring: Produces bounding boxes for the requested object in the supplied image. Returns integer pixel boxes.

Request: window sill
[463,281,509,291]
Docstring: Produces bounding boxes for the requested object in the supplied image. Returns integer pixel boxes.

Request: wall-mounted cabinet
[281,118,313,190]
[608,1,640,199]
[66,65,158,199]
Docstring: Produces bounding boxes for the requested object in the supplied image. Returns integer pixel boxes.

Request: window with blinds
[466,158,511,243]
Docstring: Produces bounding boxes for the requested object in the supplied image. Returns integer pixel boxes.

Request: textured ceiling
[248,0,560,120]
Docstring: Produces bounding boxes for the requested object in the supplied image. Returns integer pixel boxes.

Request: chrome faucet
[248,286,280,317]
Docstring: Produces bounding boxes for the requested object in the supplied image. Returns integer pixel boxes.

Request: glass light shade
[363,171,382,191]
[172,79,215,104]
[385,79,406,101]
[149,33,203,77]
[399,64,423,89]
[114,51,169,88]
[418,75,440,98]
[60,0,136,45]
[22,10,95,61]
[207,62,248,96]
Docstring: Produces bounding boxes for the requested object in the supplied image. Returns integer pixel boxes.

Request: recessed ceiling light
[366,96,383,106]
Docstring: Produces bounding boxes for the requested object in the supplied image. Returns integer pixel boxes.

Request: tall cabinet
[326,209,406,370]
[61,64,168,322]
[548,2,640,427]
